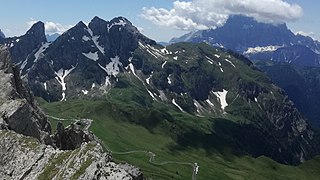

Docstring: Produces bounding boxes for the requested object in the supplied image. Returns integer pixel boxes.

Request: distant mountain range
[171,15,320,67]
[0,16,319,167]
[46,33,60,42]
[171,15,320,127]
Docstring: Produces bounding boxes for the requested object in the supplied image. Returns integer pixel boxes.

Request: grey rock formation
[0,46,51,144]
[0,131,143,180]
[53,122,95,150]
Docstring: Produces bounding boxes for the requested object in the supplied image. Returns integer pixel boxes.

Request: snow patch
[255,97,258,102]
[99,56,122,76]
[213,89,228,110]
[244,46,281,54]
[82,90,88,95]
[161,61,167,68]
[20,59,28,74]
[15,39,20,42]
[107,19,126,32]
[206,99,215,107]
[160,48,172,55]
[82,51,99,61]
[85,27,105,54]
[147,89,157,101]
[206,56,215,65]
[167,74,172,85]
[82,35,90,41]
[34,43,50,62]
[138,42,163,59]
[91,83,96,89]
[172,99,184,112]
[43,82,47,91]
[193,100,202,113]
[55,66,76,101]
[105,76,111,86]
[92,35,105,54]
[214,54,220,58]
[173,56,178,60]
[225,59,236,68]
[218,62,224,72]
[146,74,152,85]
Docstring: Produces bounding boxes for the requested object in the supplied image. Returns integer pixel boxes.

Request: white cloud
[296,31,319,41]
[141,0,303,31]
[27,20,73,35]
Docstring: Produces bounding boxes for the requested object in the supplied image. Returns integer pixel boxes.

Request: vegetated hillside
[170,14,320,128]
[40,99,320,180]
[256,60,320,127]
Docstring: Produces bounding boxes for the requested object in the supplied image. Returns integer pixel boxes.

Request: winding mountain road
[47,114,199,179]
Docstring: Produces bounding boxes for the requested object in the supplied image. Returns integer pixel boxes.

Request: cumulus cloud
[27,20,73,35]
[141,0,303,31]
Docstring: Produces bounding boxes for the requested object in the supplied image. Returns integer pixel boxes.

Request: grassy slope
[40,99,320,180]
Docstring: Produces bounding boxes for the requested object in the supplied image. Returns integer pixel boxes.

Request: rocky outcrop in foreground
[0,131,143,180]
[0,46,143,179]
[0,45,51,144]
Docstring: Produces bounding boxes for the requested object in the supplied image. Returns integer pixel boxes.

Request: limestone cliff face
[0,46,51,144]
[0,46,143,180]
[0,131,143,180]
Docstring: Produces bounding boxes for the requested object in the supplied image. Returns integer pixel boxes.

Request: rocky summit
[0,46,143,180]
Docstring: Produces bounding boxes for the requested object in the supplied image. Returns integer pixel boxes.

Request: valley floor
[40,99,320,180]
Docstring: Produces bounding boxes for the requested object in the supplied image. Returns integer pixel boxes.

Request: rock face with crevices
[53,122,95,150]
[0,46,144,179]
[0,46,52,144]
[0,131,143,180]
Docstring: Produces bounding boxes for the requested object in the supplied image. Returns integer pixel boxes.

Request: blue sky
[0,0,319,42]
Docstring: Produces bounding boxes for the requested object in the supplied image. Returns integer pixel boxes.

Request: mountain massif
[1,16,320,179]
[171,15,320,67]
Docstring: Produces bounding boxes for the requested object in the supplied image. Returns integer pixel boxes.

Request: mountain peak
[91,16,105,23]
[75,21,87,28]
[110,16,130,24]
[25,21,47,45]
[227,15,289,30]
[27,21,45,36]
